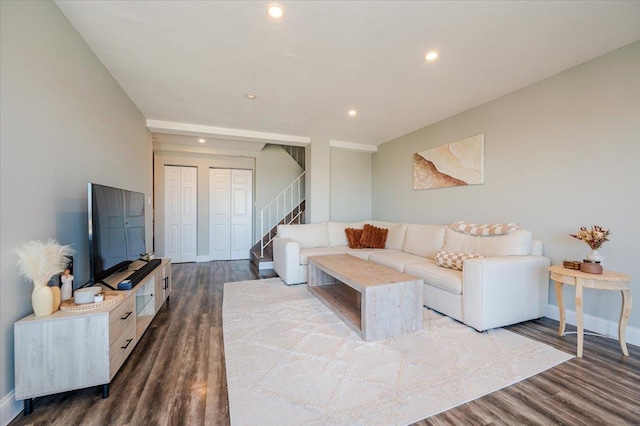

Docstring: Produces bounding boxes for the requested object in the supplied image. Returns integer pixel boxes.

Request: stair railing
[256,172,305,258]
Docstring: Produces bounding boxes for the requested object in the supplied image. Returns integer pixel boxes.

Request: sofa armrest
[273,237,302,285]
[462,255,550,331]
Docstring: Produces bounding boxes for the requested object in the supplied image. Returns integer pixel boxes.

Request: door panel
[210,169,253,260]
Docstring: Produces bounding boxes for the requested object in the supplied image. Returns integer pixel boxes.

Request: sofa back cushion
[443,227,532,256]
[277,223,330,249]
[403,224,446,259]
[369,221,407,250]
[327,221,366,247]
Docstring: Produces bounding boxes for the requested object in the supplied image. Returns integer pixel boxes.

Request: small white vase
[586,249,603,263]
[32,285,54,316]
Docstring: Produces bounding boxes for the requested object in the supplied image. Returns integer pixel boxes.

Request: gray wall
[372,41,640,328]
[0,0,152,411]
[330,148,372,221]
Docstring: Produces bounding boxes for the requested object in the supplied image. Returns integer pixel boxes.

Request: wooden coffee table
[308,254,423,341]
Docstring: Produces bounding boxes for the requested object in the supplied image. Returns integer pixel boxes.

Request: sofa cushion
[277,223,330,249]
[299,247,344,265]
[450,221,521,236]
[403,224,446,259]
[435,250,484,271]
[360,224,388,249]
[369,221,407,250]
[333,246,400,261]
[368,251,430,272]
[327,221,366,247]
[443,228,532,256]
[405,260,463,295]
[345,228,365,249]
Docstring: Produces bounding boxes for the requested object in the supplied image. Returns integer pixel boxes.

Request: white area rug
[223,278,572,425]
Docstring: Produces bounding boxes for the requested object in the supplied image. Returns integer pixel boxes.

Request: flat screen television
[88,183,146,285]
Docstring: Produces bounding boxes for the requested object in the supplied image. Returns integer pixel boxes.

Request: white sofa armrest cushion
[327,221,366,247]
[461,255,550,331]
[444,228,532,256]
[273,237,302,285]
[369,221,407,250]
[403,224,446,258]
[277,223,330,249]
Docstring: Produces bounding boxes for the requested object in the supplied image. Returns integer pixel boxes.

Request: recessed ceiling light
[267,4,284,20]
[348,109,357,117]
[425,51,439,62]
[245,93,256,100]
[198,138,205,143]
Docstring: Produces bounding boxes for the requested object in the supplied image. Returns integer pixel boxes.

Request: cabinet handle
[121,312,132,320]
[121,339,133,349]
[163,277,168,289]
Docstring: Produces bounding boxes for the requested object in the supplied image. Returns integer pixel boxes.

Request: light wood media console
[14,258,172,415]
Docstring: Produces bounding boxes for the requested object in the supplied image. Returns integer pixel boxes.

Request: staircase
[252,171,305,270]
[282,145,305,169]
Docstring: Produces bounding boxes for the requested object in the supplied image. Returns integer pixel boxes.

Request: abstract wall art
[413,134,484,190]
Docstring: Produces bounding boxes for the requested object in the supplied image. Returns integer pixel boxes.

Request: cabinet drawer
[109,317,136,378]
[109,296,135,346]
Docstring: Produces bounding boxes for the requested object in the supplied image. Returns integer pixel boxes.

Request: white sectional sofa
[273,221,550,331]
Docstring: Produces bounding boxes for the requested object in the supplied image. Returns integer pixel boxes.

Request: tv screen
[88,183,146,284]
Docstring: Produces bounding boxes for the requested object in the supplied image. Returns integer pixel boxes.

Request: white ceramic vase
[586,249,603,263]
[32,285,55,316]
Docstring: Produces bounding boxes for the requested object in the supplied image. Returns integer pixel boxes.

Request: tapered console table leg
[102,384,109,399]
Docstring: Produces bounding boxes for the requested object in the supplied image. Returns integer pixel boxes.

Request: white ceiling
[55,1,640,149]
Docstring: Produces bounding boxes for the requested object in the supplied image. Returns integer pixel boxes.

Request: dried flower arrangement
[570,226,611,250]
[15,239,75,287]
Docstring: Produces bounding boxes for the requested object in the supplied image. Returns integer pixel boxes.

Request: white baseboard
[1,390,22,426]
[545,304,639,347]
[196,255,210,263]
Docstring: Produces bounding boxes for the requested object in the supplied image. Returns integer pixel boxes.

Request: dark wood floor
[10,261,639,425]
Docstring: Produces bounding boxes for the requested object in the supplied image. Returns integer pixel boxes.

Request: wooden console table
[549,265,632,358]
[14,258,172,415]
[308,254,423,341]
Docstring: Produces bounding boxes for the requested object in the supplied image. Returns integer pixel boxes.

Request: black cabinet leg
[23,398,33,416]
[102,383,109,399]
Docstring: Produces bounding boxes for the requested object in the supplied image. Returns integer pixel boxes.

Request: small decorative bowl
[74,286,102,304]
[580,260,603,274]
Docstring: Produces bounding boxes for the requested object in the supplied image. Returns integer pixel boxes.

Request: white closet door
[209,169,231,260]
[180,167,198,263]
[209,168,253,260]
[164,166,182,262]
[230,169,253,260]
[164,165,197,263]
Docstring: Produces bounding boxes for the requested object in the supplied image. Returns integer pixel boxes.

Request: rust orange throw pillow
[345,228,365,249]
[359,224,388,249]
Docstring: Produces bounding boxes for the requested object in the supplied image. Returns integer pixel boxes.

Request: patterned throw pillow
[345,228,365,249]
[359,224,388,249]
[435,250,485,271]
[450,221,521,236]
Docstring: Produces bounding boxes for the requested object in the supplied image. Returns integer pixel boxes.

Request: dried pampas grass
[15,239,75,287]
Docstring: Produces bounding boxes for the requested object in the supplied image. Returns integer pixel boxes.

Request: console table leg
[102,384,109,399]
[23,399,33,416]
